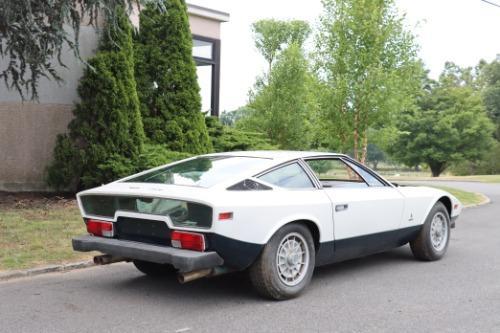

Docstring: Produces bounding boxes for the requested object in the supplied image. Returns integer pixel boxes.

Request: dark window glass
[126,156,269,188]
[344,161,384,187]
[258,163,314,189]
[306,159,367,188]
[227,179,272,191]
[80,195,213,228]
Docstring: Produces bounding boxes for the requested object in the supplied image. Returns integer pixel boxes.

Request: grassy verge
[387,174,500,183]
[410,184,485,207]
[0,196,91,271]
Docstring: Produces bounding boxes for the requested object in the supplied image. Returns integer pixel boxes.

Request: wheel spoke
[275,232,310,287]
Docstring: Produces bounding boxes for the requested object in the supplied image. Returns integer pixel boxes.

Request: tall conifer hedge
[134,0,212,154]
[47,7,144,190]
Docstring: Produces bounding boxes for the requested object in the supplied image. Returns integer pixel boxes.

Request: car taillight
[171,231,205,252]
[86,219,114,237]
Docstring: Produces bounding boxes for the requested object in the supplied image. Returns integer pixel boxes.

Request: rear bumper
[72,235,224,272]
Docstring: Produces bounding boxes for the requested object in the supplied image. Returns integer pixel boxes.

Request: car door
[304,157,405,262]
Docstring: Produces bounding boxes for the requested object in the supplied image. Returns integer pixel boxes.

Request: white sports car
[73,151,461,299]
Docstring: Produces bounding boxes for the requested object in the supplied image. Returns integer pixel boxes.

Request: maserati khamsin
[72,151,461,299]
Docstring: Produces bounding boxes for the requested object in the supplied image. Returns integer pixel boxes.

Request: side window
[344,160,385,187]
[305,159,367,188]
[258,163,314,189]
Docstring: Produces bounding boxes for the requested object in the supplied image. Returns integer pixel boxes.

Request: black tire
[410,202,450,261]
[249,223,315,300]
[133,260,176,277]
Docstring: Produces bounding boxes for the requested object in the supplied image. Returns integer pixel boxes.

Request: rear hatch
[78,192,213,246]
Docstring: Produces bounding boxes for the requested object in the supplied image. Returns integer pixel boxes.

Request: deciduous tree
[481,57,500,139]
[252,19,311,75]
[315,0,420,163]
[238,42,315,149]
[390,68,495,177]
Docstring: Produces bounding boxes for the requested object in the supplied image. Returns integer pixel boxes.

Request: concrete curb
[0,260,94,282]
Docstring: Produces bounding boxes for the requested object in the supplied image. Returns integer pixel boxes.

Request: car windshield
[125,156,269,187]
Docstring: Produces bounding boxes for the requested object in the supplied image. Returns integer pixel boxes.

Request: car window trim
[301,156,370,188]
[340,156,392,187]
[254,160,319,190]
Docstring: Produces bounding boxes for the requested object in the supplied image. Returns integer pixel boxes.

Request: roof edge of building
[187,3,230,22]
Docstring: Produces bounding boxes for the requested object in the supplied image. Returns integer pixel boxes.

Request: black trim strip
[206,234,263,270]
[316,225,421,266]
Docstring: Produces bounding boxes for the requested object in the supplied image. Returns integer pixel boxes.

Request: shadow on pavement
[85,245,416,302]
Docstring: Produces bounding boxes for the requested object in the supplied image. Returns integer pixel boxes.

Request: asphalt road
[1,181,499,333]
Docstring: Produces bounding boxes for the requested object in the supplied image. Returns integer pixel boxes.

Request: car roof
[203,150,347,163]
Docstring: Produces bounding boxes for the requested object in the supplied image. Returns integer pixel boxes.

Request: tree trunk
[360,128,368,165]
[429,162,445,177]
[353,112,359,161]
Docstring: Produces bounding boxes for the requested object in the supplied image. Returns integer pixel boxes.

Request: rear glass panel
[258,163,314,189]
[125,156,269,188]
[80,195,212,228]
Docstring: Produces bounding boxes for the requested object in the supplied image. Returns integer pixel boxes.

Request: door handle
[335,204,349,212]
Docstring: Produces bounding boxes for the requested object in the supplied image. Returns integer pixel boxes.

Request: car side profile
[72,151,461,299]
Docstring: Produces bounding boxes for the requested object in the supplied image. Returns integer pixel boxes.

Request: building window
[193,39,214,60]
[192,35,220,116]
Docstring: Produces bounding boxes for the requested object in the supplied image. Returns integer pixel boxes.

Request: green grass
[387,174,500,183]
[416,185,485,206]
[0,200,91,271]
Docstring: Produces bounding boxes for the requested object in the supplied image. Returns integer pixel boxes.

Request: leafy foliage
[205,117,275,152]
[481,57,500,139]
[390,68,495,177]
[134,0,212,154]
[137,144,192,170]
[219,107,254,127]
[238,42,316,149]
[0,0,161,101]
[450,141,500,175]
[366,143,386,170]
[252,19,311,74]
[315,0,420,162]
[47,7,144,190]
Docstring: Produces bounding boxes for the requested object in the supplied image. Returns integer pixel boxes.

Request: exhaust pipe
[178,266,232,284]
[93,254,128,265]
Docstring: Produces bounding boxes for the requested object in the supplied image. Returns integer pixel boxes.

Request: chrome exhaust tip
[177,266,233,283]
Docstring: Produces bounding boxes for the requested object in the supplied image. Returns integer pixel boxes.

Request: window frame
[301,156,391,188]
[192,34,221,117]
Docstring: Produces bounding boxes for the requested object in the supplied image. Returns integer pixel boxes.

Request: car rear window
[125,156,269,187]
[80,195,213,228]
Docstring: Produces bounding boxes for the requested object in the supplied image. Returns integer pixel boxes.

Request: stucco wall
[189,14,221,39]
[0,12,224,192]
[0,25,99,191]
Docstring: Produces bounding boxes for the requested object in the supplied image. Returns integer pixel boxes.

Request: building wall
[189,14,221,39]
[0,11,224,192]
[0,25,99,191]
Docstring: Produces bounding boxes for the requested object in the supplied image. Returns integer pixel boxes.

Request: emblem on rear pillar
[409,213,414,222]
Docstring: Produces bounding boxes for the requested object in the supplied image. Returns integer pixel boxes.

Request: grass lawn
[423,185,486,206]
[0,194,91,271]
[387,174,500,183]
